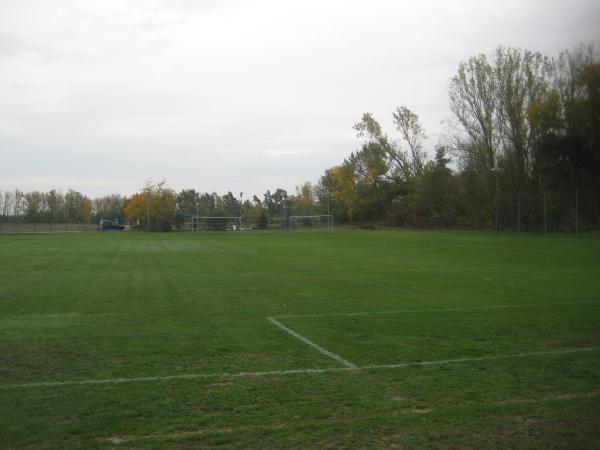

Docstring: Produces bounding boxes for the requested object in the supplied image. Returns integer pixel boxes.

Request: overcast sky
[1,0,598,198]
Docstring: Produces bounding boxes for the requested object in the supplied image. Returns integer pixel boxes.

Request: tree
[175,189,200,228]
[350,108,429,223]
[24,191,46,222]
[494,46,552,230]
[292,182,316,216]
[392,106,427,177]
[221,191,241,217]
[327,164,357,222]
[79,198,92,223]
[46,190,65,223]
[13,189,26,219]
[198,193,217,216]
[448,46,552,230]
[417,146,458,227]
[92,194,127,224]
[264,188,291,217]
[528,45,600,228]
[64,190,89,223]
[1,190,14,220]
[449,53,500,227]
[124,181,176,231]
[123,193,147,228]
[242,197,266,228]
[352,112,383,142]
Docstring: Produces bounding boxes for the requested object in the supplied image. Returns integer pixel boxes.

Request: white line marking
[272,300,600,319]
[267,316,357,369]
[360,347,600,370]
[1,347,596,390]
[0,367,350,390]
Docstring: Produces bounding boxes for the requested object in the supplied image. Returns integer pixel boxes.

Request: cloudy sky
[1,0,598,198]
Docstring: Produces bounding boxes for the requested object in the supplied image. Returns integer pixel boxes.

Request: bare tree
[392,106,427,176]
[449,54,500,227]
[353,108,427,182]
[13,189,26,219]
[2,190,14,217]
[494,47,552,196]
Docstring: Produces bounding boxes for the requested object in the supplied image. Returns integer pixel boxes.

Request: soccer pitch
[1,230,599,448]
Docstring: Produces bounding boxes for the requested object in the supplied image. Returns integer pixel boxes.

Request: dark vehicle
[99,219,125,231]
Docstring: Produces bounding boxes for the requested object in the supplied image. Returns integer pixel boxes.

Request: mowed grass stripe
[277,302,600,366]
[273,299,600,318]
[1,230,599,448]
[1,346,596,390]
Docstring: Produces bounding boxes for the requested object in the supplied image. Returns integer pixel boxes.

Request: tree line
[121,181,305,231]
[0,189,103,224]
[0,183,301,231]
[2,44,598,232]
[317,44,599,231]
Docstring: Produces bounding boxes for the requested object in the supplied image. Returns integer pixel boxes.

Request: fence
[0,222,99,233]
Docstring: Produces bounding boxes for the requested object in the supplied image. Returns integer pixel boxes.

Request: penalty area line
[272,299,600,319]
[360,347,600,370]
[0,347,597,390]
[267,316,357,369]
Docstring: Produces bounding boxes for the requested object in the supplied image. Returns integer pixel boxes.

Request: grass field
[1,230,599,449]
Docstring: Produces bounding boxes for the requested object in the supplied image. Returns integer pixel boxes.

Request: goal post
[267,216,288,231]
[191,216,241,232]
[288,215,334,231]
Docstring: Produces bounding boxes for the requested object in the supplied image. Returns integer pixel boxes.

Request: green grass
[0,230,599,449]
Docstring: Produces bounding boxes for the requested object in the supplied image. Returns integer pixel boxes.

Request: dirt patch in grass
[495,391,599,405]
[205,381,234,389]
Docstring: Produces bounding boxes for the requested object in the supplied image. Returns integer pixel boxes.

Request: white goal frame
[288,215,334,231]
[191,216,241,232]
[267,216,288,231]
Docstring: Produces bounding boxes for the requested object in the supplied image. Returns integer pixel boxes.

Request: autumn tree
[348,108,429,223]
[292,182,316,216]
[125,181,176,231]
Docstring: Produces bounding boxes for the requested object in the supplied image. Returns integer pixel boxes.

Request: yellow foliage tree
[124,181,176,231]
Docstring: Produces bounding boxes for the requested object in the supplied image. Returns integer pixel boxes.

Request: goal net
[289,215,333,231]
[267,217,288,231]
[191,216,241,232]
